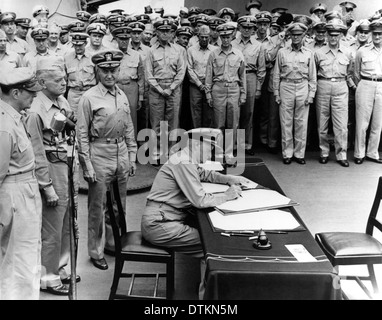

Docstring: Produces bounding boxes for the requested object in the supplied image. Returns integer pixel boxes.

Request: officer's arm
[25,112,53,189]
[346,51,356,89]
[353,49,362,86]
[124,107,138,163]
[187,49,204,88]
[307,52,317,102]
[170,47,187,92]
[0,132,12,186]
[238,57,247,104]
[256,45,267,93]
[137,55,145,103]
[205,54,214,104]
[273,51,282,100]
[145,49,165,95]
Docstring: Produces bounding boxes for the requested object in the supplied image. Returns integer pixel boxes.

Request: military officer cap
[76,11,91,22]
[144,6,153,14]
[60,25,69,35]
[107,14,125,27]
[125,16,137,25]
[310,3,328,14]
[293,15,313,27]
[369,12,381,22]
[89,13,107,25]
[271,8,288,15]
[71,32,89,45]
[92,49,124,68]
[312,21,327,31]
[271,21,283,31]
[109,9,125,15]
[246,0,263,11]
[31,27,50,39]
[208,17,226,28]
[180,18,191,26]
[324,11,343,22]
[217,23,236,36]
[135,14,151,24]
[112,26,132,39]
[276,13,294,27]
[356,19,370,31]
[163,11,178,20]
[203,9,217,16]
[32,5,49,18]
[255,11,272,23]
[171,21,178,31]
[188,7,202,17]
[154,18,173,30]
[15,18,31,28]
[176,26,193,38]
[0,12,16,24]
[370,19,382,32]
[186,128,223,152]
[237,15,257,27]
[129,21,145,32]
[340,2,357,10]
[36,55,65,72]
[286,22,308,34]
[87,22,107,35]
[217,8,235,20]
[180,7,189,15]
[326,20,347,34]
[0,67,42,92]
[68,20,87,33]
[195,14,210,25]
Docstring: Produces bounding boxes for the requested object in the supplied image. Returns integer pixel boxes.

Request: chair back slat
[366,177,382,236]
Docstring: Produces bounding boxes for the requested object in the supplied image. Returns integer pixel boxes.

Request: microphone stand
[67,130,78,300]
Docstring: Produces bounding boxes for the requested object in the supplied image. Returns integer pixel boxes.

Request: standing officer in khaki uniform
[64,33,96,118]
[0,68,43,300]
[113,26,145,138]
[353,19,382,164]
[26,55,80,296]
[205,23,246,166]
[145,18,186,161]
[77,49,137,270]
[85,23,108,57]
[314,20,354,167]
[0,29,23,69]
[274,22,317,165]
[232,15,266,155]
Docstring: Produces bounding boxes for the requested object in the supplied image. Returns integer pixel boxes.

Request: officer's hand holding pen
[224,184,242,200]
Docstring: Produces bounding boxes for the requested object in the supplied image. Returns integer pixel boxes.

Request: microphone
[50,111,76,133]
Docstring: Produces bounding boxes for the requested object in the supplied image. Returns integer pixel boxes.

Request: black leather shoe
[61,275,81,284]
[91,258,108,270]
[41,284,69,296]
[337,160,349,167]
[319,156,329,164]
[283,158,292,165]
[245,149,255,156]
[354,157,364,164]
[294,157,306,165]
[365,156,382,164]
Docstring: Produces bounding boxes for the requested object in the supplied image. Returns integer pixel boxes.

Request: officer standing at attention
[353,19,382,164]
[128,21,150,62]
[0,68,43,300]
[0,29,23,69]
[314,20,354,167]
[232,15,266,155]
[205,23,246,166]
[85,23,108,57]
[26,55,80,296]
[77,49,137,271]
[64,32,96,118]
[145,18,186,161]
[113,25,145,138]
[273,22,317,165]
[187,25,216,128]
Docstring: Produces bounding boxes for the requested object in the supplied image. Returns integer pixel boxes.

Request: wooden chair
[315,176,382,299]
[106,180,175,300]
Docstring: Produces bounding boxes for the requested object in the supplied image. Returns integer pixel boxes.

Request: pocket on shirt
[17,137,30,153]
[298,58,309,73]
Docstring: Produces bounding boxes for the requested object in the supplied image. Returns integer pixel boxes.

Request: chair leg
[367,264,379,295]
[109,258,124,300]
[166,254,175,300]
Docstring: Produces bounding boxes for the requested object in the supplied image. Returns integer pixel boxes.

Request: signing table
[197,158,341,300]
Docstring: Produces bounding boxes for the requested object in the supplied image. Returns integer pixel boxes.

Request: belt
[246,70,256,74]
[3,170,36,183]
[361,76,382,82]
[281,78,306,83]
[318,76,346,82]
[146,199,191,213]
[215,81,239,87]
[90,136,125,144]
[70,85,92,91]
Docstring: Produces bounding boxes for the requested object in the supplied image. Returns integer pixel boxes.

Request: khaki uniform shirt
[0,51,23,68]
[77,83,137,172]
[23,49,56,72]
[0,100,35,185]
[6,36,30,56]
[145,41,187,94]
[187,44,215,88]
[64,51,96,89]
[205,46,247,101]
[129,42,150,62]
[354,43,382,85]
[273,45,317,99]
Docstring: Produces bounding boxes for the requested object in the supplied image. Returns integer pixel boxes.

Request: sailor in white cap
[25,55,80,296]
[77,49,137,271]
[85,22,108,57]
[0,67,43,300]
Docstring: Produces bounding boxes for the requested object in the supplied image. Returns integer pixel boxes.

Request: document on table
[215,189,299,215]
[201,180,262,194]
[208,209,303,232]
[285,244,317,262]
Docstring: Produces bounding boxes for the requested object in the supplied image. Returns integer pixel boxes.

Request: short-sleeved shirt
[64,51,96,89]
[0,100,35,185]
